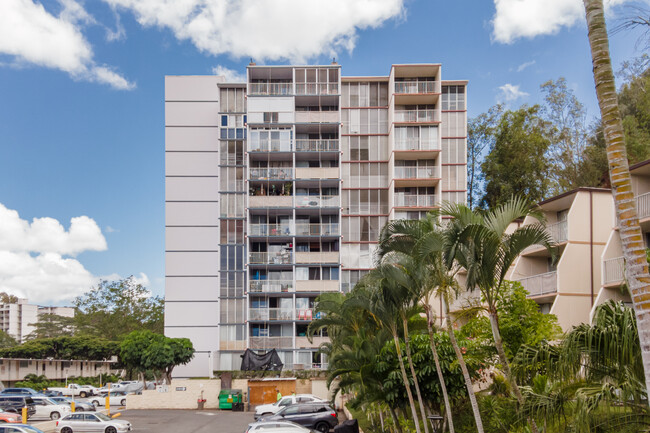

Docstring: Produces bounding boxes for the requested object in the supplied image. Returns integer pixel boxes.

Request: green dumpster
[218,389,243,410]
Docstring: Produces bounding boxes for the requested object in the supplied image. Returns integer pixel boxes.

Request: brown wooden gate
[248,380,296,405]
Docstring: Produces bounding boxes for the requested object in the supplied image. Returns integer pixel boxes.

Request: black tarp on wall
[240,348,284,371]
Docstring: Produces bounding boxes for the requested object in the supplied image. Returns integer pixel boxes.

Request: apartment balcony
[295,167,339,180]
[295,83,339,95]
[249,224,293,237]
[394,81,441,105]
[249,82,293,96]
[295,280,340,292]
[249,307,294,321]
[249,336,294,350]
[516,271,558,298]
[295,195,340,208]
[638,192,650,220]
[295,139,339,152]
[295,251,339,264]
[603,256,625,286]
[249,251,293,265]
[295,308,320,321]
[219,340,247,351]
[394,195,438,208]
[295,223,339,237]
[295,336,328,349]
[249,168,294,180]
[295,111,339,123]
[547,221,568,243]
[249,280,294,294]
[248,196,293,208]
[249,140,293,152]
[393,167,440,187]
[394,138,441,152]
[393,109,439,123]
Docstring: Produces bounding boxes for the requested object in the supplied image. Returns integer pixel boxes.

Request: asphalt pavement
[111,409,253,433]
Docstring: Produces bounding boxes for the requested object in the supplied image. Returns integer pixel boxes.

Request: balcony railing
[249,280,294,293]
[295,195,340,207]
[394,139,440,151]
[394,81,440,94]
[394,195,438,207]
[516,271,558,297]
[295,223,339,236]
[249,336,293,349]
[394,110,439,123]
[249,82,293,96]
[249,140,293,152]
[295,83,339,95]
[295,308,323,320]
[295,139,339,152]
[603,256,625,285]
[249,224,293,237]
[249,168,294,180]
[547,220,568,243]
[249,251,293,265]
[394,166,439,179]
[638,192,650,219]
[249,308,294,321]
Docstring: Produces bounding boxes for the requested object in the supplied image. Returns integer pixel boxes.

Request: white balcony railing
[249,168,294,180]
[394,139,441,151]
[547,220,568,243]
[394,110,439,123]
[394,166,439,179]
[295,223,340,236]
[249,140,293,152]
[249,224,293,237]
[394,81,440,94]
[249,336,294,349]
[295,308,319,320]
[394,195,438,207]
[516,271,558,297]
[295,139,339,152]
[295,83,339,95]
[295,195,340,208]
[603,256,625,285]
[637,192,650,219]
[249,280,294,293]
[249,308,294,321]
[249,82,293,96]
[249,251,293,265]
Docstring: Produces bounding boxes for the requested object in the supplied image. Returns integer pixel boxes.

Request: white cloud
[212,65,245,82]
[100,272,150,288]
[516,60,535,72]
[491,0,632,44]
[0,0,134,89]
[105,226,119,233]
[105,0,405,62]
[497,83,529,102]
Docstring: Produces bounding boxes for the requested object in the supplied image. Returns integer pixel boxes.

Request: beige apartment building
[0,300,75,343]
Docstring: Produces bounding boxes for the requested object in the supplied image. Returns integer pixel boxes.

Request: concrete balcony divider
[249,224,293,237]
[394,81,441,94]
[394,166,439,179]
[295,111,339,123]
[249,251,293,265]
[295,251,339,264]
[249,196,293,208]
[603,256,625,285]
[295,167,339,180]
[249,336,293,349]
[516,271,558,297]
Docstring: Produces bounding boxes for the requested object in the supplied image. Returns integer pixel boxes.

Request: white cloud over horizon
[105,0,406,62]
[497,83,529,102]
[491,0,637,44]
[212,65,246,82]
[516,60,536,72]
[0,0,134,90]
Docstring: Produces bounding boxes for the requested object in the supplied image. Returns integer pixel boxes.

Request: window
[263,112,279,123]
[283,406,300,415]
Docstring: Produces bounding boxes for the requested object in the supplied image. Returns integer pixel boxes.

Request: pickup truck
[46,384,96,398]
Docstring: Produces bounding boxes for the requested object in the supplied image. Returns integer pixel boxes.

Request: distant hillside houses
[0,298,74,342]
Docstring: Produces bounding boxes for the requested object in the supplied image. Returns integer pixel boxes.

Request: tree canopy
[0,336,118,360]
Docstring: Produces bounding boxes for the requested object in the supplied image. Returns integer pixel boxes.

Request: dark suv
[0,396,36,418]
[262,402,338,433]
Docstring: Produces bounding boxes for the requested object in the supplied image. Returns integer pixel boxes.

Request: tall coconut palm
[379,215,484,433]
[583,0,650,397]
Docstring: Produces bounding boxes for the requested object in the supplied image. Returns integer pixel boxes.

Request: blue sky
[0,0,647,304]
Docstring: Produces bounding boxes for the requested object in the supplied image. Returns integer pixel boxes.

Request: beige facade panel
[165,102,220,126]
[249,196,293,208]
[247,97,294,114]
[166,202,219,226]
[166,251,219,276]
[166,227,220,251]
[165,76,222,101]
[295,167,339,180]
[295,280,340,292]
[164,302,219,327]
[165,127,220,152]
[166,152,220,177]
[165,276,219,302]
[550,295,593,330]
[295,252,339,264]
[166,177,220,201]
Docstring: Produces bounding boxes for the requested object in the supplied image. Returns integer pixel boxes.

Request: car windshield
[18,426,45,433]
[43,398,57,405]
[95,413,112,421]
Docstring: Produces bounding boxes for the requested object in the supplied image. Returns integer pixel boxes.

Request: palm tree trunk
[389,405,403,433]
[487,311,539,433]
[393,333,422,433]
[442,298,484,433]
[402,318,430,433]
[583,0,650,397]
[425,306,456,433]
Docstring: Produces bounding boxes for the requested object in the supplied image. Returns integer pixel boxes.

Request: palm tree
[583,0,650,396]
[379,215,483,433]
[443,197,554,433]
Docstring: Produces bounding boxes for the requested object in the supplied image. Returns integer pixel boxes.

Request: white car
[247,420,311,433]
[30,396,71,420]
[56,412,132,433]
[87,392,127,408]
[254,394,324,420]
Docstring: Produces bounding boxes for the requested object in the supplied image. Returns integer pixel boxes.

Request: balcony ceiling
[392,64,441,78]
[248,67,293,80]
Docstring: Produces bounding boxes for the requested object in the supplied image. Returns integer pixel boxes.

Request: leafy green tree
[480,106,551,209]
[74,277,164,340]
[467,104,503,209]
[26,314,76,340]
[0,336,118,360]
[0,329,18,348]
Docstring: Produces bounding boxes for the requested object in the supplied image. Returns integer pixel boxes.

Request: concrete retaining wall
[126,379,221,410]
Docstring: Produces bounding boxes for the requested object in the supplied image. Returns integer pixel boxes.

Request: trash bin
[197,399,206,410]
[218,389,243,410]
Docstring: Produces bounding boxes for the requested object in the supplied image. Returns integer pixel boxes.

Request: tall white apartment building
[165,63,467,376]
[0,299,75,342]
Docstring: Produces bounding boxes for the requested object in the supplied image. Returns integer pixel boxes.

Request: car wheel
[105,426,117,433]
[120,399,126,406]
[75,407,84,412]
[79,392,87,398]
[51,411,61,420]
[61,427,73,433]
[5,409,16,413]
[315,422,330,433]
[92,400,100,407]
[0,419,6,423]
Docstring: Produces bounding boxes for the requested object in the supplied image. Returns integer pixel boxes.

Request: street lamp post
[427,415,444,433]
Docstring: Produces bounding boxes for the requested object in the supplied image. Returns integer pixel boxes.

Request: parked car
[28,396,70,420]
[0,425,46,433]
[49,397,95,412]
[246,420,311,433]
[56,412,132,433]
[260,402,338,433]
[0,411,22,423]
[43,390,63,397]
[0,389,41,396]
[47,385,95,399]
[254,394,325,420]
[0,397,36,418]
[87,392,127,408]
